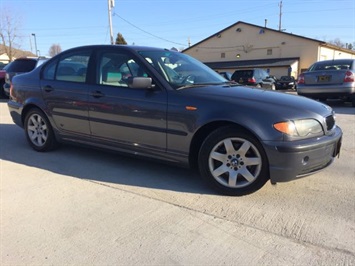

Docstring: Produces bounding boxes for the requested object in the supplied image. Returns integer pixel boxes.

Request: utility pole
[29,34,33,54]
[278,0,283,31]
[108,0,115,45]
[32,33,38,56]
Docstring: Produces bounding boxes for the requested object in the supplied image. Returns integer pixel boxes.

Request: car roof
[313,59,354,64]
[63,44,170,53]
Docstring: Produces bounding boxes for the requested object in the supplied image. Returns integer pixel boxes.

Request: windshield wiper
[177,81,240,90]
[176,84,207,90]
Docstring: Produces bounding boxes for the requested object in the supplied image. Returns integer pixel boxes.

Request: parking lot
[1,98,354,265]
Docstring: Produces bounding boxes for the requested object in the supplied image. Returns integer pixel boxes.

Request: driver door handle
[91,91,105,98]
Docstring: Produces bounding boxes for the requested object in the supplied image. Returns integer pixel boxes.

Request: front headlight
[274,119,323,138]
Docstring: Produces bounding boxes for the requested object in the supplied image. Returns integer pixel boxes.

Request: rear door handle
[43,85,54,92]
[91,91,105,98]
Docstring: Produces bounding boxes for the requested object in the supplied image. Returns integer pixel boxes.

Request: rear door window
[42,51,91,83]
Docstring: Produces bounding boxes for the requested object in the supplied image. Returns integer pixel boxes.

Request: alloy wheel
[208,137,262,188]
[27,113,48,147]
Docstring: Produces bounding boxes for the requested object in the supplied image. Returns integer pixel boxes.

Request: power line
[114,13,187,47]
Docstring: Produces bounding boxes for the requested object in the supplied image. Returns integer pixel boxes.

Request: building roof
[0,45,36,62]
[205,57,299,70]
[183,21,354,55]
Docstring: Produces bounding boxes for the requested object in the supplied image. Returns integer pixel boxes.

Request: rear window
[280,76,293,81]
[232,70,253,79]
[308,60,353,71]
[6,59,37,72]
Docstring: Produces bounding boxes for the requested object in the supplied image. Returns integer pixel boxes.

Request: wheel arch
[21,103,46,125]
[189,121,263,169]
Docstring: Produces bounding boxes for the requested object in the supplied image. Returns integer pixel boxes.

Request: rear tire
[198,126,269,196]
[24,108,58,152]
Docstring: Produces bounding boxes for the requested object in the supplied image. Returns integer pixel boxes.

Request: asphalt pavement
[1,98,354,265]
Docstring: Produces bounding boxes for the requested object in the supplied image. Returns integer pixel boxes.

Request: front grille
[325,115,335,131]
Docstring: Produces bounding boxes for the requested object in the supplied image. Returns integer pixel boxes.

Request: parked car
[276,76,296,90]
[8,45,342,196]
[0,62,8,70]
[218,71,233,81]
[297,59,355,106]
[3,57,49,96]
[231,68,276,90]
[0,63,11,98]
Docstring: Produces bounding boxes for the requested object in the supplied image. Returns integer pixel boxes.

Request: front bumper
[297,83,355,98]
[263,126,342,183]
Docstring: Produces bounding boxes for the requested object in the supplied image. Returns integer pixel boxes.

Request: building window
[267,49,272,55]
[221,52,225,58]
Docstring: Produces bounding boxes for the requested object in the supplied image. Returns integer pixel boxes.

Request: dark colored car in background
[8,45,342,196]
[297,59,355,106]
[231,68,276,90]
[3,57,49,97]
[0,63,11,98]
[0,62,7,70]
[276,76,296,90]
[218,71,232,81]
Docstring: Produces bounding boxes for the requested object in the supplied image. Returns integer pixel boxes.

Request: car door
[88,49,168,152]
[40,49,92,137]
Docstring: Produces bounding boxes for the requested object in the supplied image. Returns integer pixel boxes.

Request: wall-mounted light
[236,54,241,58]
[216,34,221,38]
[236,28,242,32]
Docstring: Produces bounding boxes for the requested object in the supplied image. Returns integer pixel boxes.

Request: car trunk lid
[303,70,348,85]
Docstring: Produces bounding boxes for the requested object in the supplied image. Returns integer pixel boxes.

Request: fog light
[302,156,309,165]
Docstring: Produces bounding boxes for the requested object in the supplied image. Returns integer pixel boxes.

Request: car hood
[179,85,333,118]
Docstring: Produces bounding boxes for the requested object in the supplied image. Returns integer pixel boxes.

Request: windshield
[138,50,227,89]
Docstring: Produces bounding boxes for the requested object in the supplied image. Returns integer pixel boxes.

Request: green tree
[115,33,127,45]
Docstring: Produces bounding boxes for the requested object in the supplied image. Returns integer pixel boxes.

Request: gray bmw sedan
[7,45,342,196]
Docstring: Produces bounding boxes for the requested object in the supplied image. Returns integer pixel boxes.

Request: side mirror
[128,77,153,89]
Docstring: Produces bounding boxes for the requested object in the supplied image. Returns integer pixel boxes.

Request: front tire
[24,108,58,152]
[198,126,269,196]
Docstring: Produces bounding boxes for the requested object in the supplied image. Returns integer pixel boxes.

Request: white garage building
[183,21,355,79]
